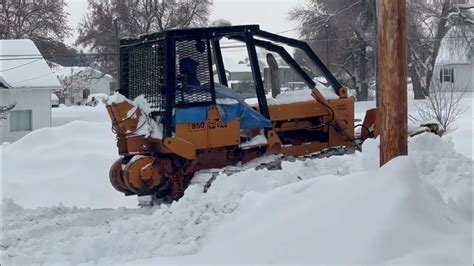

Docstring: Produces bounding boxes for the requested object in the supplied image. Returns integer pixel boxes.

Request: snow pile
[1,92,472,264]
[246,87,338,107]
[126,95,164,139]
[108,91,129,104]
[445,94,473,159]
[133,113,164,140]
[161,157,468,265]
[216,97,240,105]
[240,134,267,148]
[313,76,339,99]
[409,134,473,217]
[1,131,472,264]
[2,156,345,264]
[1,121,137,209]
[52,105,110,126]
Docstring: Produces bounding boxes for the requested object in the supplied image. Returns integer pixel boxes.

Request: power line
[0,52,118,61]
[7,65,82,83]
[0,36,469,62]
[0,58,42,72]
[9,72,57,84]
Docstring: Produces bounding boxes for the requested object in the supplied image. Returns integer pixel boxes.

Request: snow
[209,19,232,27]
[132,95,153,115]
[1,121,137,209]
[246,85,338,106]
[240,134,267,148]
[108,91,130,104]
[52,65,113,83]
[50,93,59,102]
[436,32,472,65]
[313,78,339,99]
[86,93,108,103]
[223,57,252,73]
[52,105,110,127]
[155,156,468,265]
[134,113,164,139]
[128,95,164,139]
[0,39,61,88]
[215,97,239,105]
[51,93,59,106]
[0,93,472,265]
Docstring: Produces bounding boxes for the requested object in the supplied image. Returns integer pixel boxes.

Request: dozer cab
[106,24,438,204]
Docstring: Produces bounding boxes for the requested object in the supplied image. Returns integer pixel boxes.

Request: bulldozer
[106,24,440,204]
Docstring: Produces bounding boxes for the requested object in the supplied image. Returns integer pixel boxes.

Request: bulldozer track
[202,145,354,193]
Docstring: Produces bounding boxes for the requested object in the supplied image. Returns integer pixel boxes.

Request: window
[440,68,454,83]
[10,110,32,132]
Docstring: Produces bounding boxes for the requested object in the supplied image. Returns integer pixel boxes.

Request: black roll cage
[119,25,342,138]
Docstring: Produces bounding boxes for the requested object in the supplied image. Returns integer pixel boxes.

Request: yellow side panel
[163,137,196,160]
[267,101,327,121]
[328,97,355,147]
[175,122,208,150]
[174,105,240,150]
[329,97,355,135]
[207,106,240,148]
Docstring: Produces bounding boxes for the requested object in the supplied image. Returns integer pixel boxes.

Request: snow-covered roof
[223,57,252,73]
[52,65,114,82]
[0,76,11,88]
[0,39,61,89]
[436,36,473,65]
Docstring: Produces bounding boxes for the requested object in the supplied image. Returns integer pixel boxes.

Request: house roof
[0,76,11,89]
[51,64,114,82]
[0,39,61,89]
[223,57,252,73]
[436,35,473,65]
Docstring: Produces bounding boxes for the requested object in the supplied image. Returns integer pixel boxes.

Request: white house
[0,39,61,142]
[53,65,114,105]
[434,37,473,92]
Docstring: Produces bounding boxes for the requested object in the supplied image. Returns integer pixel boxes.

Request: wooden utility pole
[377,0,408,166]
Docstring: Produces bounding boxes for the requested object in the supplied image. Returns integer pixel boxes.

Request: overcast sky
[65,0,302,60]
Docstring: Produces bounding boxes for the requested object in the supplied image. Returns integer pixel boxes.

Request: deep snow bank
[2,153,363,265]
[1,93,472,264]
[152,157,469,265]
[446,94,473,159]
[1,133,472,265]
[1,121,137,209]
[52,104,110,127]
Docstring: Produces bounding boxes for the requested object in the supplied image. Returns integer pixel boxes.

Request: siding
[1,88,51,142]
[434,63,473,92]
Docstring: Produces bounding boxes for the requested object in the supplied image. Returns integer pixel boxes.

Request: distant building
[434,37,473,92]
[222,56,306,98]
[53,65,114,105]
[220,57,255,98]
[0,39,61,142]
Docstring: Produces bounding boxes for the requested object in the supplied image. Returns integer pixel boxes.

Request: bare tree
[76,0,212,77]
[55,67,111,105]
[410,77,468,131]
[407,0,473,99]
[290,0,376,101]
[0,0,77,67]
[0,0,71,41]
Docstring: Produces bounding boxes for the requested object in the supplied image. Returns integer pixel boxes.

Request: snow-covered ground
[52,103,110,127]
[1,95,472,265]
